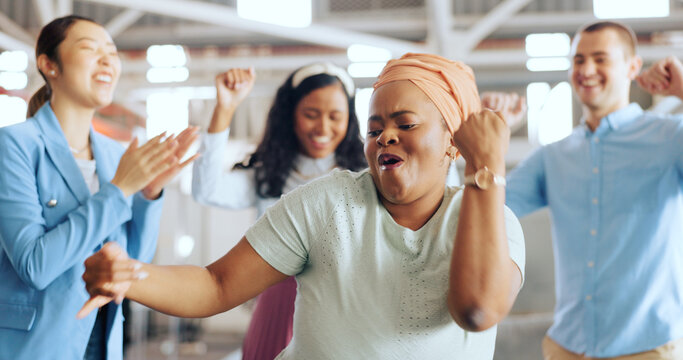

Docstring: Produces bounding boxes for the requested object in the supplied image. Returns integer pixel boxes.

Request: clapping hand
[111,133,179,197]
[141,126,200,200]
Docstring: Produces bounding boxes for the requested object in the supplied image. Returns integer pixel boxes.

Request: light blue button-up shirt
[506,103,683,357]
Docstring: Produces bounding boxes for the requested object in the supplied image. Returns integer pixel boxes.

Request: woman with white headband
[79,53,525,359]
[191,63,366,359]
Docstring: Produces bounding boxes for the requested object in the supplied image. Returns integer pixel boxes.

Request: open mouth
[313,135,330,143]
[310,135,331,150]
[378,153,404,170]
[94,73,113,84]
[578,78,600,89]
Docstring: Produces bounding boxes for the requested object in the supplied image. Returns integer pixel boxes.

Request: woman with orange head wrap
[78,53,525,359]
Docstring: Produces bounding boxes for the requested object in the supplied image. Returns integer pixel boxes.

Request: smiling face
[364,80,452,206]
[293,82,350,159]
[45,20,121,109]
[570,28,641,120]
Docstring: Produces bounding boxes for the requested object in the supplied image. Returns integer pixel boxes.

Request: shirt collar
[604,103,643,130]
[582,103,643,136]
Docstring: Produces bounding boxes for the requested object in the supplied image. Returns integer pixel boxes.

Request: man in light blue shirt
[506,21,683,359]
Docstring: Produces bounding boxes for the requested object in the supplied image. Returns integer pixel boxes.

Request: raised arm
[448,109,523,332]
[208,67,255,134]
[192,67,260,209]
[636,57,683,185]
[481,91,527,132]
[636,56,683,100]
[81,170,324,319]
[78,238,288,319]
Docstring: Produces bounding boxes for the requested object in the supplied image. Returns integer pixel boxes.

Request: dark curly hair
[236,68,366,198]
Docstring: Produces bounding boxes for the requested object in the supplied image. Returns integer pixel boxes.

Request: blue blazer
[0,103,163,360]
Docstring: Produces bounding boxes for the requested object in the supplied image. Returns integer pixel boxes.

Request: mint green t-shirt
[246,169,525,359]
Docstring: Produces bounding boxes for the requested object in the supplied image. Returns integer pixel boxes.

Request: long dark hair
[27,15,97,117]
[237,68,367,198]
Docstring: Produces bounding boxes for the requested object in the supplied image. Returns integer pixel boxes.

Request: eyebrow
[574,51,609,58]
[368,110,416,122]
[301,107,344,113]
[75,37,116,46]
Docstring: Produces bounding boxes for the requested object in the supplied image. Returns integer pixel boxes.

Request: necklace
[69,142,90,155]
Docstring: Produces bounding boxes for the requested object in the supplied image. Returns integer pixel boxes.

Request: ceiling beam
[54,0,73,18]
[119,53,350,74]
[0,31,35,56]
[319,10,683,38]
[79,0,425,55]
[106,9,145,38]
[460,0,532,53]
[32,0,56,26]
[0,11,35,45]
[113,43,683,78]
[425,0,452,55]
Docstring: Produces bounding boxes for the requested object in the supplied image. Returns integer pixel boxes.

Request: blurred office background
[1,0,682,359]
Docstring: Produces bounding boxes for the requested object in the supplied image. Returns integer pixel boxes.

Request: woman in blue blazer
[0,15,198,359]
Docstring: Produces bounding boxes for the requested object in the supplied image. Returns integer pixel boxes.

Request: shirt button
[592,167,599,174]
[587,261,594,268]
[592,198,598,205]
[590,229,597,236]
[586,295,592,301]
[594,138,600,143]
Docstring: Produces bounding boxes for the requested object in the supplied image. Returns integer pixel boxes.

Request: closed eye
[367,129,382,137]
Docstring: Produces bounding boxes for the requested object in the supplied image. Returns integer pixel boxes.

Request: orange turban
[373,53,481,138]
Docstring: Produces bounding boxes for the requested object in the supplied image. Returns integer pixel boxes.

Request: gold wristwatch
[463,166,506,190]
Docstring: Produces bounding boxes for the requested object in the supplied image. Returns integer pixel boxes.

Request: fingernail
[133,263,142,271]
[136,271,149,280]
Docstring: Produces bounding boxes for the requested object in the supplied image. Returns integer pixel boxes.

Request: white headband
[291,62,355,97]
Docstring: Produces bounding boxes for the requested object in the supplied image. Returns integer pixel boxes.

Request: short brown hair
[575,21,638,58]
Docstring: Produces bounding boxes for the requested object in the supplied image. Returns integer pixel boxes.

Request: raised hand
[452,109,510,174]
[77,242,145,319]
[636,56,683,99]
[480,92,527,132]
[209,68,256,133]
[216,67,256,110]
[141,126,201,200]
[111,133,181,197]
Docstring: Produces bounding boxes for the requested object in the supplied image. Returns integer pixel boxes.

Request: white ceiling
[2,0,683,90]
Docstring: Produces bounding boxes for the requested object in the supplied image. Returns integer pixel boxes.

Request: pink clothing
[241,276,297,360]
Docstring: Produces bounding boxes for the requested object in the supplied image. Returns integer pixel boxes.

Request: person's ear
[37,54,59,78]
[627,55,643,81]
